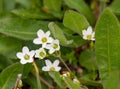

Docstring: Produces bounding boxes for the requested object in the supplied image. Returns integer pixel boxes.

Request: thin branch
[32,62,42,89]
[14,74,22,89]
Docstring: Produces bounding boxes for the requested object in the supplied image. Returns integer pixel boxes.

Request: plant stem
[33,62,42,89]
[100,0,107,13]
[14,74,22,89]
[39,76,54,89]
[55,51,72,73]
[80,79,102,87]
[59,56,72,73]
[32,72,54,89]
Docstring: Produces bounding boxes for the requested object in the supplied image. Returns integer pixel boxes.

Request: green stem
[80,79,102,87]
[59,56,72,73]
[54,51,72,73]
[33,62,42,89]
[100,0,107,13]
[14,74,22,89]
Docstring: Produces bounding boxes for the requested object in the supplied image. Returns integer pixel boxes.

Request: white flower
[46,39,60,54]
[16,46,35,64]
[73,78,80,84]
[82,26,95,41]
[35,48,46,59]
[33,29,53,48]
[62,72,70,77]
[42,59,61,72]
[61,72,70,79]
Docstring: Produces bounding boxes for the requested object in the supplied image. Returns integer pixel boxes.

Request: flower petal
[33,38,42,44]
[45,31,50,36]
[49,48,55,54]
[45,44,52,49]
[55,67,61,71]
[82,30,87,35]
[92,32,95,37]
[53,39,59,44]
[48,37,54,43]
[42,66,49,71]
[42,43,47,48]
[83,35,87,40]
[30,50,35,57]
[20,59,27,64]
[16,52,23,59]
[56,45,60,50]
[45,60,52,66]
[87,26,92,34]
[91,38,95,41]
[53,60,60,66]
[27,58,34,63]
[37,29,44,38]
[22,46,29,53]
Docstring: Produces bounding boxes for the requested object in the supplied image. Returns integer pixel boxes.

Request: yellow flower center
[87,35,92,40]
[53,43,58,49]
[39,51,45,57]
[41,37,47,43]
[49,67,55,71]
[24,54,30,60]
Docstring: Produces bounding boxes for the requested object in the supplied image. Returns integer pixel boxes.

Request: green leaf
[0,63,23,89]
[79,49,97,70]
[12,9,55,20]
[3,0,16,11]
[64,0,95,25]
[0,0,3,12]
[102,70,120,89]
[0,54,12,70]
[49,22,86,47]
[49,72,66,89]
[95,8,120,89]
[63,77,82,89]
[109,0,120,15]
[24,75,38,89]
[48,22,72,46]
[0,13,48,40]
[22,63,33,79]
[63,10,89,36]
[43,0,62,18]
[16,0,31,9]
[43,0,61,12]
[79,49,97,81]
[65,33,86,47]
[0,35,23,58]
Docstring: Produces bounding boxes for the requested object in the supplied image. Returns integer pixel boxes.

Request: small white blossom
[73,78,80,84]
[62,72,70,77]
[16,46,35,64]
[61,72,70,79]
[46,39,60,54]
[35,48,46,59]
[82,26,95,41]
[33,29,53,48]
[42,59,61,72]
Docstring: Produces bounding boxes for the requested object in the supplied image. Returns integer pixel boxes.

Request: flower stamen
[24,54,30,60]
[41,37,47,43]
[50,67,55,71]
[87,35,92,40]
[39,52,45,57]
[53,43,58,49]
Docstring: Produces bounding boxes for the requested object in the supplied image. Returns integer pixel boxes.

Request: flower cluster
[16,29,61,72]
[16,26,95,72]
